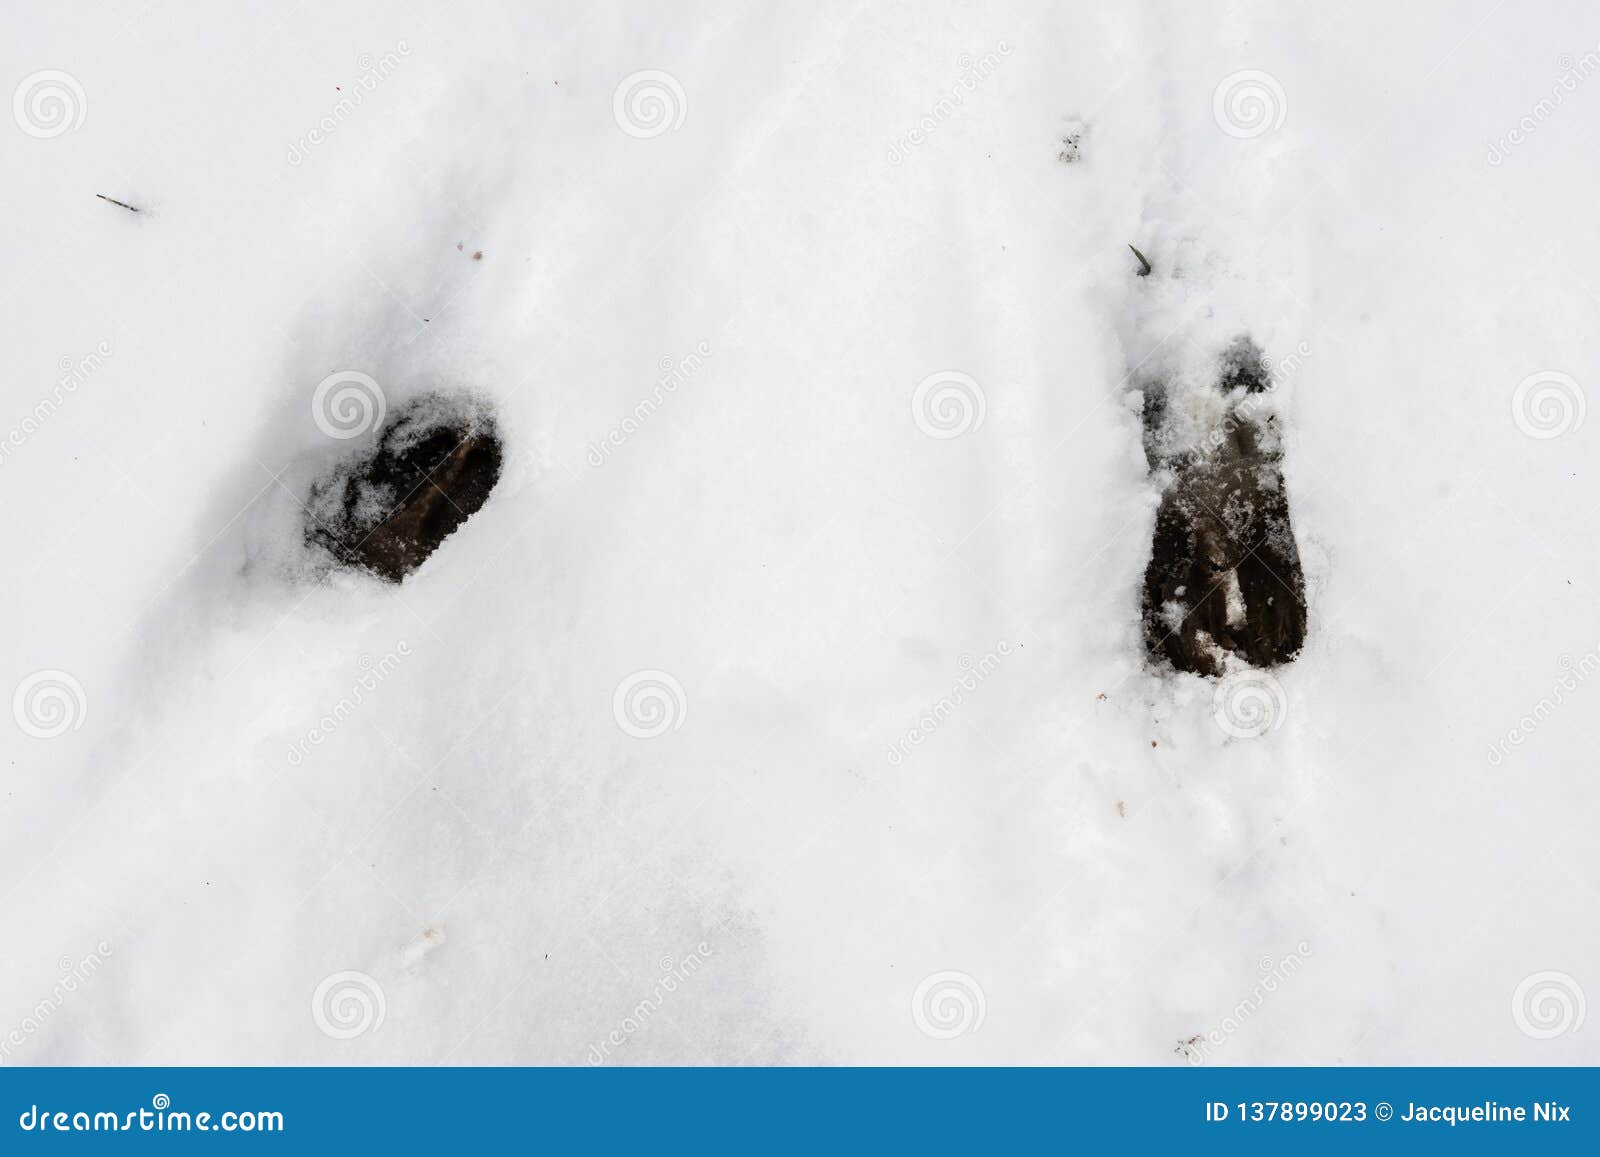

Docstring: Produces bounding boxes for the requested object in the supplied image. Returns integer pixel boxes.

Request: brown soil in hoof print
[1140,337,1306,676]
[306,394,502,582]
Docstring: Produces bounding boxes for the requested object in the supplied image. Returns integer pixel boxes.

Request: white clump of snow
[3,0,1598,1066]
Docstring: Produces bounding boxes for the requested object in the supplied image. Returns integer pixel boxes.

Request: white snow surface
[3,0,1599,1065]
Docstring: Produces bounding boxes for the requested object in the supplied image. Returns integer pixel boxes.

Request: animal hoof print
[306,393,503,583]
[1139,336,1307,676]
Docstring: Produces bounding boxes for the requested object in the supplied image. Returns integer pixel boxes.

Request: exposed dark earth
[306,393,502,582]
[1139,336,1307,676]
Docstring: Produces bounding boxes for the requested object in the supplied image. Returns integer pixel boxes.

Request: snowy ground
[3,0,1598,1065]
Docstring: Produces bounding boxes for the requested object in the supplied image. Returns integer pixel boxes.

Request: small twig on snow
[95,193,141,213]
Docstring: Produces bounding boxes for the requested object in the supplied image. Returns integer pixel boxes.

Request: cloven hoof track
[306,394,502,582]
[1140,336,1307,676]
